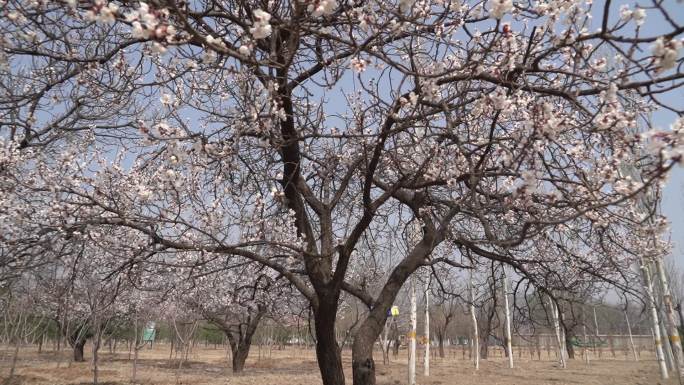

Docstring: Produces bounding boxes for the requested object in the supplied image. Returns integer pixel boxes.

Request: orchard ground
[0,344,675,385]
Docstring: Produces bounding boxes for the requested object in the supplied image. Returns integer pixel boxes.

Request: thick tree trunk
[480,335,489,359]
[350,264,431,385]
[219,309,264,374]
[65,322,91,363]
[230,331,256,373]
[351,327,378,385]
[565,333,575,359]
[232,346,250,373]
[480,284,496,360]
[327,223,441,385]
[314,301,345,385]
[479,309,494,360]
[73,339,86,362]
[351,268,423,385]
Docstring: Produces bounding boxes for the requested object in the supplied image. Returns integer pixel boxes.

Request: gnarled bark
[210,306,266,374]
[73,339,86,362]
[314,299,345,385]
[349,234,444,385]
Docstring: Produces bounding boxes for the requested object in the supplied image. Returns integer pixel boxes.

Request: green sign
[143,321,156,342]
[570,337,605,347]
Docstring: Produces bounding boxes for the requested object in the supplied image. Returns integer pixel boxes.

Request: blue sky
[663,162,684,268]
[598,1,684,269]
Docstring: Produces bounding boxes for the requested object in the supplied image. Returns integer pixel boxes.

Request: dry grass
[0,344,676,385]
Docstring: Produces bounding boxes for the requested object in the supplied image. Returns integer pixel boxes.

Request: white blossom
[239,45,252,56]
[619,5,632,21]
[350,57,367,72]
[633,8,646,26]
[309,0,337,17]
[652,37,681,71]
[489,0,513,19]
[159,93,173,106]
[490,88,511,110]
[131,21,149,39]
[250,9,272,39]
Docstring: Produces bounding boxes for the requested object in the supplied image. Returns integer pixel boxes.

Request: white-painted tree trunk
[582,308,590,365]
[660,313,675,371]
[560,321,567,363]
[424,277,430,377]
[132,314,139,382]
[549,296,566,369]
[655,257,684,380]
[469,269,479,370]
[624,308,638,361]
[381,318,390,365]
[502,266,513,369]
[92,314,102,385]
[592,306,600,357]
[642,263,669,379]
[408,276,417,385]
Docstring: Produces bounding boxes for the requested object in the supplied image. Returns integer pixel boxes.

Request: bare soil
[0,344,676,385]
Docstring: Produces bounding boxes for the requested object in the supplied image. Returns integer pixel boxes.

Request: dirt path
[0,345,675,385]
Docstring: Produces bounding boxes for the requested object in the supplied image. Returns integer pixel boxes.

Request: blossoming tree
[2,1,684,385]
[172,255,288,372]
